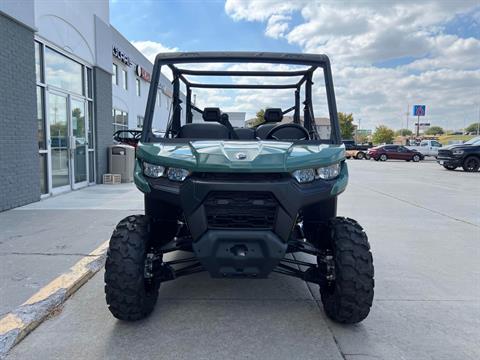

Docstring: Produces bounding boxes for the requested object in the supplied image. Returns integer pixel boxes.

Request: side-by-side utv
[104,52,374,324]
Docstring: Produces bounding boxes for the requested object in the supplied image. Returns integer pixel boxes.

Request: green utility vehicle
[104,52,374,324]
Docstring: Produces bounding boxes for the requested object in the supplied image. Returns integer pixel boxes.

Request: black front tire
[379,154,388,161]
[462,156,480,172]
[355,152,365,160]
[412,154,421,162]
[105,215,160,321]
[319,217,374,324]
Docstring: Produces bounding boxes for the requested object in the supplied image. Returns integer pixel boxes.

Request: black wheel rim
[466,158,479,171]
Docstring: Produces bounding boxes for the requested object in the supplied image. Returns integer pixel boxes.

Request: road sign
[413,105,426,116]
[414,123,430,130]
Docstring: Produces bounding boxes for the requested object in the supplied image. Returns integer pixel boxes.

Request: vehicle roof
[154,51,330,67]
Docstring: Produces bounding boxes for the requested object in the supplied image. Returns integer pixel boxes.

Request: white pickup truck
[406,140,443,157]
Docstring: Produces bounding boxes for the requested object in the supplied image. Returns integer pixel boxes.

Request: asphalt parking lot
[4,160,480,360]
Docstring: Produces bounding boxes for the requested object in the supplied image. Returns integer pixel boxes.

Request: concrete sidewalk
[0,184,142,316]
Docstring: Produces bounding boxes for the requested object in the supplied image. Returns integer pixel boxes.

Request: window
[137,116,144,128]
[44,47,83,94]
[112,108,128,132]
[136,78,141,96]
[157,92,161,107]
[112,64,118,85]
[122,69,128,90]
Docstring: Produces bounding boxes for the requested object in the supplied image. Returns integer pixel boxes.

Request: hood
[136,140,345,172]
[443,143,472,150]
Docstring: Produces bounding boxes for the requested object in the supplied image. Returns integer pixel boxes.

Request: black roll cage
[141,52,341,144]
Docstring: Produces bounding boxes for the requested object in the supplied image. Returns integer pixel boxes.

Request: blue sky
[111,1,301,52]
[110,0,480,130]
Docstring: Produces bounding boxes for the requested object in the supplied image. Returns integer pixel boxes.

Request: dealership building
[0,0,178,211]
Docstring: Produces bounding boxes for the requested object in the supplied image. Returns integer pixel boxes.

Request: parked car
[437,136,480,172]
[342,139,373,151]
[406,139,442,158]
[345,149,370,160]
[368,145,424,162]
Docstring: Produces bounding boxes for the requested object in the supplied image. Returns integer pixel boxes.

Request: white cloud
[265,15,291,39]
[131,40,178,64]
[223,0,480,130]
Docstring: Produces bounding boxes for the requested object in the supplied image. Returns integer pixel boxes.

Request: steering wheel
[113,129,142,147]
[265,123,310,141]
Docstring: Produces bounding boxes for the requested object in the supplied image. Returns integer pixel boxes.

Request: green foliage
[338,112,355,139]
[249,109,265,127]
[372,125,395,144]
[465,122,480,134]
[425,126,444,135]
[395,128,413,136]
[356,133,369,144]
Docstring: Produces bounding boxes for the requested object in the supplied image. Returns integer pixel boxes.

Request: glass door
[47,92,89,192]
[70,97,88,189]
[48,91,70,192]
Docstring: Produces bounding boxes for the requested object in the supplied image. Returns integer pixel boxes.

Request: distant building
[356,129,372,136]
[282,116,332,139]
[192,110,246,127]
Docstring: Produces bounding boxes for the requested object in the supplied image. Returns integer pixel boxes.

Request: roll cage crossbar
[141,52,341,144]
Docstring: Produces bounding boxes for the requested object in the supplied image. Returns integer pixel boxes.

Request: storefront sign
[135,65,151,82]
[112,46,132,66]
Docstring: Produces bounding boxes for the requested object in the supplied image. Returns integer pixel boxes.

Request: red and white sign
[135,65,151,82]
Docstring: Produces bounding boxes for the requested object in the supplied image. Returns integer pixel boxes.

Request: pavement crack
[354,184,479,228]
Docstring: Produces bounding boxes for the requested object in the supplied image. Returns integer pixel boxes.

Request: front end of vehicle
[437,147,465,168]
[134,140,347,278]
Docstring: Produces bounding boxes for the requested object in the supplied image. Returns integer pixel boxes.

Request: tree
[356,133,369,144]
[338,112,355,139]
[395,128,413,136]
[425,126,444,135]
[372,125,395,144]
[248,109,265,127]
[465,122,480,134]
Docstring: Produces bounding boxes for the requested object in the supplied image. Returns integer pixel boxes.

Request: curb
[0,240,109,359]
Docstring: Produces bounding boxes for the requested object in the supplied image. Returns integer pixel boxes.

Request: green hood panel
[136,141,345,172]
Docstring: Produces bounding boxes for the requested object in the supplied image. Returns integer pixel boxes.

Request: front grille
[438,149,452,157]
[204,191,278,229]
[193,172,287,182]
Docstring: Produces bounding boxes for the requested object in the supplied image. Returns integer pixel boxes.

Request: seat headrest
[203,108,222,122]
[264,108,283,123]
[178,123,230,139]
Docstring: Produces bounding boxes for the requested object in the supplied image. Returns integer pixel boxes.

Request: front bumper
[437,156,462,167]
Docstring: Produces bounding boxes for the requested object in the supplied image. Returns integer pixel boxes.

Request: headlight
[167,167,190,182]
[317,163,341,180]
[292,168,316,183]
[452,149,464,155]
[143,162,165,178]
